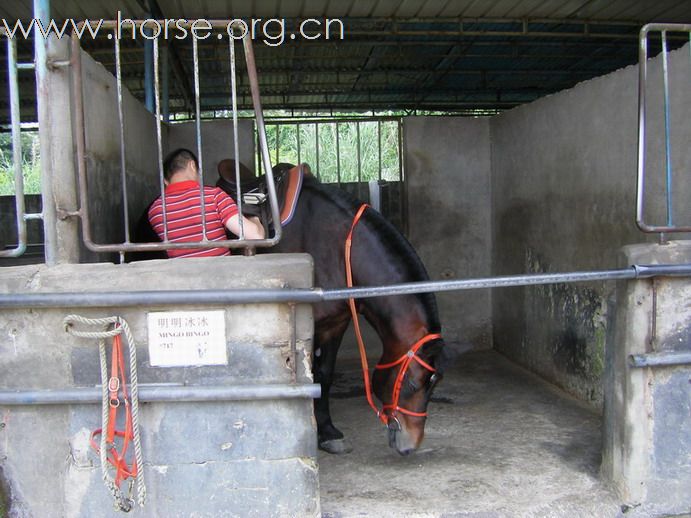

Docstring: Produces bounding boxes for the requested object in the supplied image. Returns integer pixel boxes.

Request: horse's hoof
[318,438,353,454]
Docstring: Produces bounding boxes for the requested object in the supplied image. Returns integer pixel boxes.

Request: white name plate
[147,310,228,367]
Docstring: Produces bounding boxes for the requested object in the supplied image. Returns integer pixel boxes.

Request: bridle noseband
[375,332,442,420]
[345,203,442,425]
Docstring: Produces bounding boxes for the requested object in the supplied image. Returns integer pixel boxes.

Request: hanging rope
[63,315,146,512]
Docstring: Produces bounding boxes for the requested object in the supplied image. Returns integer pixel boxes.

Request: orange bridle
[345,203,441,425]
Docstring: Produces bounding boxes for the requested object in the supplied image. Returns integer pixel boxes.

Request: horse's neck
[361,294,433,361]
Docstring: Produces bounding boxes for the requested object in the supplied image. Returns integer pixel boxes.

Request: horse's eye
[426,372,442,395]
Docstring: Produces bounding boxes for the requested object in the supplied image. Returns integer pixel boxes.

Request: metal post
[660,31,673,227]
[336,122,341,186]
[1,35,27,257]
[161,44,170,123]
[229,34,244,239]
[114,32,130,245]
[144,28,154,113]
[34,0,56,264]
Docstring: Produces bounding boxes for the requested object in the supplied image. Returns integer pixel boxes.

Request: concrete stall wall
[490,44,691,408]
[603,242,691,515]
[403,117,492,348]
[80,48,161,264]
[0,255,320,517]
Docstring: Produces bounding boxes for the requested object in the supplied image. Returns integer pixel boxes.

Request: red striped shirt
[148,180,238,258]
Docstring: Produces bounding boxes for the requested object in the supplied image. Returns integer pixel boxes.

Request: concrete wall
[602,242,691,515]
[0,255,320,517]
[490,44,691,408]
[167,119,256,186]
[403,117,492,348]
[80,48,160,264]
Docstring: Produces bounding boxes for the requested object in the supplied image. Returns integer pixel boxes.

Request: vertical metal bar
[636,25,649,234]
[336,122,341,186]
[289,303,298,383]
[242,30,282,243]
[144,29,154,113]
[153,36,168,243]
[229,33,244,239]
[34,0,56,264]
[315,123,320,181]
[2,36,27,257]
[275,124,280,165]
[398,118,407,235]
[70,32,91,249]
[296,123,301,164]
[356,121,362,200]
[660,31,673,227]
[377,120,382,181]
[114,32,130,245]
[192,35,208,241]
[161,44,169,123]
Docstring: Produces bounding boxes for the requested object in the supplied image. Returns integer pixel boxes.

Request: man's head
[163,148,199,183]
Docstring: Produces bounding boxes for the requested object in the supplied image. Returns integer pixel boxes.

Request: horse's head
[372,334,447,456]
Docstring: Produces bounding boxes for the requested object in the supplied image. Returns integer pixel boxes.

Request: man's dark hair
[163,148,199,181]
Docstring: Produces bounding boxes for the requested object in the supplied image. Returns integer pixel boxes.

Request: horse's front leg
[313,319,351,454]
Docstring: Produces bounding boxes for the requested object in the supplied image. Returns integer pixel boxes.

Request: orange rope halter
[345,203,441,424]
[90,331,139,487]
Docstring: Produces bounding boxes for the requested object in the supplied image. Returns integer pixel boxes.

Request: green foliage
[0,131,41,195]
[260,119,401,183]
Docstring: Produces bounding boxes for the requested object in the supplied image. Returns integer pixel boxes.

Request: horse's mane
[303,176,441,332]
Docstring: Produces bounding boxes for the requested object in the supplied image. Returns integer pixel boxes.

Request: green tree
[0,131,41,195]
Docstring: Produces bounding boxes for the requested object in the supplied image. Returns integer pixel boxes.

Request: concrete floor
[318,349,625,518]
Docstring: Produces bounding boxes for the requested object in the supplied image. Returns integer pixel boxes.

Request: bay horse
[132,164,447,456]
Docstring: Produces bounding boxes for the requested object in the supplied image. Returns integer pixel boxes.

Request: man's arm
[225,214,265,240]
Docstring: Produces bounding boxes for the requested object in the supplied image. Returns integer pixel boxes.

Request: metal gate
[0,28,42,259]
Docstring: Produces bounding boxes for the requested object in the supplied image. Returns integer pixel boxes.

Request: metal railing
[636,23,691,234]
[69,20,281,255]
[2,263,690,309]
[0,29,43,258]
[260,116,406,230]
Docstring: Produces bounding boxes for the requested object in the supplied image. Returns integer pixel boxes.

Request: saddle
[216,163,305,232]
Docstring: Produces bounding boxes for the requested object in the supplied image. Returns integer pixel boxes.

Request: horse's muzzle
[387,417,417,456]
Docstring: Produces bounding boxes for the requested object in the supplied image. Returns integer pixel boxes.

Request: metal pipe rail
[0,383,321,406]
[0,30,42,258]
[0,264,689,309]
[636,23,691,234]
[629,351,691,368]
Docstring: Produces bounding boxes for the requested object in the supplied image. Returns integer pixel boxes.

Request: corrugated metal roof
[0,0,690,121]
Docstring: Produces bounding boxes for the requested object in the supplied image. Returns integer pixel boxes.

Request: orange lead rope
[345,204,385,422]
[345,203,441,424]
